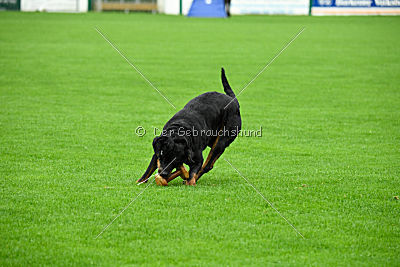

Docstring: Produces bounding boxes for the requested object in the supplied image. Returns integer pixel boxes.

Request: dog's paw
[155,174,168,186]
[185,178,196,186]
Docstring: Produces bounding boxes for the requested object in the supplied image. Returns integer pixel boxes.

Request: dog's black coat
[138,68,241,184]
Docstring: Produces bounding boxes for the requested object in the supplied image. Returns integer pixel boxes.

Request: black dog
[137,68,241,186]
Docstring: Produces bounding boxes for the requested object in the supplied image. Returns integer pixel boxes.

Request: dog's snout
[160,170,169,177]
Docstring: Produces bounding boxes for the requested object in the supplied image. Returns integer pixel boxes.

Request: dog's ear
[153,136,166,153]
[152,136,161,153]
[173,136,194,164]
[153,135,173,154]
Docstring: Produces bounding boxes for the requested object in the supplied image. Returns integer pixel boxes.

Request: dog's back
[167,68,240,132]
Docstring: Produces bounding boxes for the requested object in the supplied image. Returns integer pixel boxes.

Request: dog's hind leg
[198,114,241,181]
[197,147,224,180]
[201,135,220,170]
[136,154,157,183]
[197,135,222,180]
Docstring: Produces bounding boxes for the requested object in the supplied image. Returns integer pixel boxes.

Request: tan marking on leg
[209,153,222,169]
[186,173,197,186]
[201,135,220,170]
[197,152,223,181]
[166,169,182,182]
[157,159,161,169]
[179,165,189,180]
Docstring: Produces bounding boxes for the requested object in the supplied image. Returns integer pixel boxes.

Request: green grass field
[1,11,399,265]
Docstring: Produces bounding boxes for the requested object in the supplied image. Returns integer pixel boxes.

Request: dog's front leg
[179,165,189,180]
[186,153,203,186]
[137,154,157,183]
[186,163,202,186]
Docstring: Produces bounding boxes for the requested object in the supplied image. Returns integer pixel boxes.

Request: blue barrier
[188,0,227,18]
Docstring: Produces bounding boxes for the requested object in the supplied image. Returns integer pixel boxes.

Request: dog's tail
[221,68,236,98]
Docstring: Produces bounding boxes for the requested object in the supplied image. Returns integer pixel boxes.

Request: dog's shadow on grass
[161,174,234,188]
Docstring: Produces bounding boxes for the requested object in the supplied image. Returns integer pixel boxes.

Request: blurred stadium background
[1,0,399,15]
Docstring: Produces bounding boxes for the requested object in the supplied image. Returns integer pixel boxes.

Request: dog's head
[153,135,192,178]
